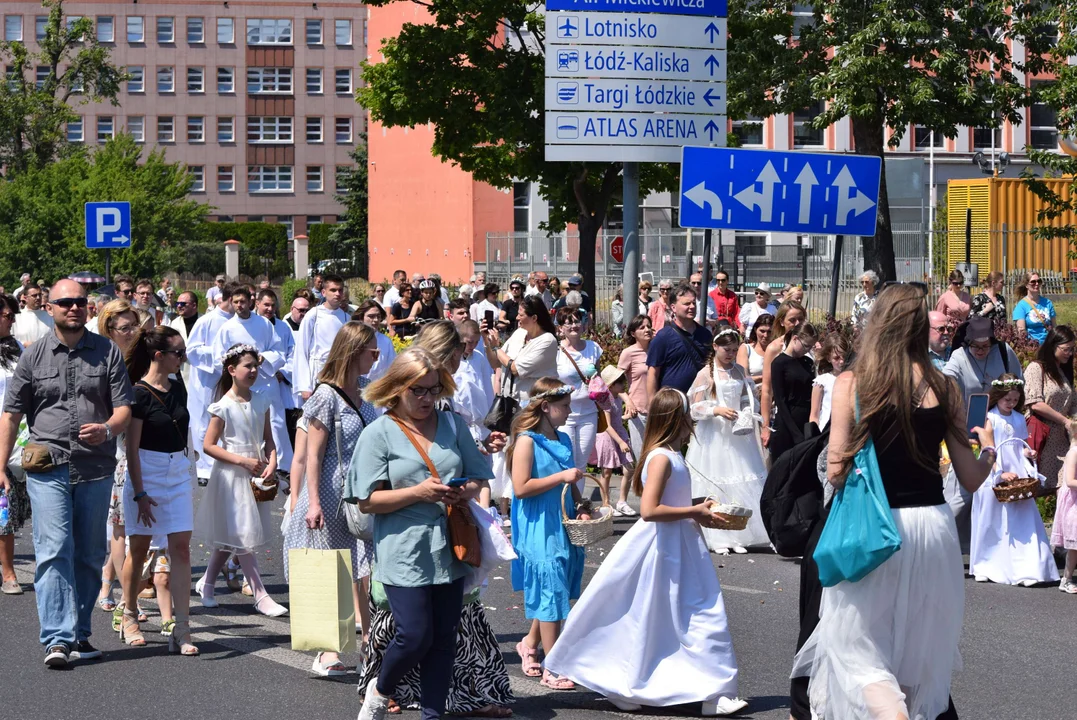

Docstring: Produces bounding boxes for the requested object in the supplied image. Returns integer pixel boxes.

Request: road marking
[719,584,768,595]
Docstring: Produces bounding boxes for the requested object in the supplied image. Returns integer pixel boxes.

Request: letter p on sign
[84,201,132,249]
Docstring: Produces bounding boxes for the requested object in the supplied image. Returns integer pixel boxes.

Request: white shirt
[382,286,402,309]
[185,307,235,440]
[739,302,770,335]
[267,315,297,410]
[13,308,54,346]
[368,331,396,382]
[86,315,100,335]
[453,350,495,442]
[294,304,349,394]
[470,299,501,324]
[205,286,222,307]
[211,313,286,396]
[555,341,604,419]
[168,313,197,387]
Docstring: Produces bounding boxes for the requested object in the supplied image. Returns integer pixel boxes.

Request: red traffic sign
[610,235,624,263]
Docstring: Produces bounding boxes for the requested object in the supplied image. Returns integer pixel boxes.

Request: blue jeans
[25,466,112,648]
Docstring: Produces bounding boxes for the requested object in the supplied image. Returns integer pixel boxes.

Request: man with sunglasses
[285,296,311,332]
[167,291,200,386]
[13,284,54,346]
[0,279,133,667]
[525,271,554,310]
[928,311,952,370]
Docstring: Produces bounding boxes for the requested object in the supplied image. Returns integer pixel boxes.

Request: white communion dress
[543,448,740,709]
[969,409,1059,585]
[685,364,772,551]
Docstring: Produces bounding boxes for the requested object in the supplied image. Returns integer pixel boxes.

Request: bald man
[928,311,952,369]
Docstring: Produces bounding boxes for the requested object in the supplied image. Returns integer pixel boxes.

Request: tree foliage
[326,137,370,275]
[358,0,679,299]
[201,222,290,279]
[728,0,1053,281]
[0,1,125,175]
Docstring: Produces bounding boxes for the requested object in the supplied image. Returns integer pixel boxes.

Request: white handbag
[731,371,761,436]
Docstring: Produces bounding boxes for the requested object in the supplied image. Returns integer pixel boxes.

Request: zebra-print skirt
[357,599,514,712]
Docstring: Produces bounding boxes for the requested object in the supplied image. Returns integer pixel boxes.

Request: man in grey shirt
[0,279,132,668]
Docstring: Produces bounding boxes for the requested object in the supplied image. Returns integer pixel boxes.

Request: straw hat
[600,365,626,389]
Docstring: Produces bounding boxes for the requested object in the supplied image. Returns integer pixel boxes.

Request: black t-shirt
[132,381,190,454]
[501,298,519,335]
[391,302,416,337]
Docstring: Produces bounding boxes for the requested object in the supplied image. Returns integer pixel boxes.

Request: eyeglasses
[135,290,152,297]
[659,286,671,292]
[51,297,88,309]
[931,325,951,334]
[294,306,310,313]
[1028,279,1041,285]
[950,281,962,286]
[116,288,131,295]
[968,341,992,352]
[716,278,728,283]
[690,281,702,286]
[755,291,768,297]
[162,349,186,359]
[409,384,443,398]
[109,323,137,334]
[561,322,581,328]
[175,301,190,308]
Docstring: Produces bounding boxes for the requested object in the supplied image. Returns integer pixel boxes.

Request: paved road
[0,479,1070,719]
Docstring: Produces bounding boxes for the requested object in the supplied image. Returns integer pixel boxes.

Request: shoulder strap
[390,414,440,478]
[999,342,1010,374]
[560,345,589,384]
[137,381,183,444]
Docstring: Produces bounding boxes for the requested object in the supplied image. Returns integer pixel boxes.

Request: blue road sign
[546,0,728,18]
[678,147,882,237]
[85,202,132,249]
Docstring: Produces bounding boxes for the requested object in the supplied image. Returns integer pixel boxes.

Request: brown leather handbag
[390,416,481,567]
[21,443,54,473]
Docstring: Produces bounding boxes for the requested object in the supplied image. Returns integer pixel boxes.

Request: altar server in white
[294,274,348,400]
[211,285,292,472]
[256,288,298,419]
[186,285,236,478]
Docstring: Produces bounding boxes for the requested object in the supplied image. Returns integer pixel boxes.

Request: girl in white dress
[686,328,772,553]
[193,344,288,617]
[545,388,747,716]
[970,375,1059,586]
[810,333,850,431]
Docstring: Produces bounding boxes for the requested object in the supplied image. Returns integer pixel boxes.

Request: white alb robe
[186,307,234,477]
[14,308,54,346]
[368,331,396,382]
[452,350,494,445]
[294,305,348,395]
[270,316,297,411]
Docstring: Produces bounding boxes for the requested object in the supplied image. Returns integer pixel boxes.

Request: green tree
[728,0,1053,281]
[358,1,678,300]
[0,133,208,285]
[0,1,125,175]
[330,136,370,275]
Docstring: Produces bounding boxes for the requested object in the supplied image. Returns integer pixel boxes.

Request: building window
[96,16,113,42]
[1030,80,1058,151]
[306,117,323,142]
[35,65,48,90]
[334,68,352,94]
[246,18,292,45]
[189,165,205,192]
[157,17,174,43]
[187,116,205,142]
[157,116,175,142]
[217,17,233,44]
[731,115,763,146]
[67,118,83,143]
[66,16,84,35]
[791,3,814,37]
[218,165,235,192]
[126,16,144,43]
[735,233,768,258]
[4,15,21,42]
[913,126,944,151]
[306,67,322,94]
[248,165,293,192]
[97,116,114,144]
[247,67,292,94]
[35,16,47,41]
[218,116,234,142]
[217,66,234,93]
[126,66,144,93]
[187,17,204,43]
[306,165,323,192]
[306,19,322,44]
[307,215,322,227]
[157,66,174,93]
[335,116,352,143]
[972,125,1002,151]
[187,67,204,93]
[335,166,350,194]
[247,116,293,143]
[127,116,144,143]
[335,19,352,46]
[70,72,85,94]
[513,182,530,233]
[793,101,824,148]
[279,216,294,238]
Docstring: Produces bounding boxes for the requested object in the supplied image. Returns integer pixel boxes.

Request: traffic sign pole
[828,235,844,319]
[623,161,640,320]
[105,249,111,283]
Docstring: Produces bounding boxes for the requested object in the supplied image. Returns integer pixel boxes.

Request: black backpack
[760,426,829,557]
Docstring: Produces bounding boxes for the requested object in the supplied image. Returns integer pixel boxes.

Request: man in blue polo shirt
[646,283,712,396]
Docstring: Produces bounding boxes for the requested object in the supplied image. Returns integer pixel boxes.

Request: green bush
[281,278,309,309]
[176,286,206,313]
[201,222,289,279]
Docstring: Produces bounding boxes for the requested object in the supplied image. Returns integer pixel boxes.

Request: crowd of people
[0,262,1075,720]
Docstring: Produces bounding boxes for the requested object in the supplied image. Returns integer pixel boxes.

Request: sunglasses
[931,325,951,333]
[175,301,190,307]
[409,384,443,398]
[950,281,962,286]
[51,297,88,309]
[295,306,310,313]
[162,349,186,359]
[1029,279,1041,285]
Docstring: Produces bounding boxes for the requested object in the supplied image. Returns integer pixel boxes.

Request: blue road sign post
[678,147,882,237]
[85,201,132,282]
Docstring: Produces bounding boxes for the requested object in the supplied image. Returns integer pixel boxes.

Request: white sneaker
[974,575,989,583]
[732,546,748,555]
[196,576,219,608]
[357,678,391,720]
[1020,579,1038,587]
[1059,579,1077,594]
[614,501,637,517]
[606,697,641,712]
[702,697,748,716]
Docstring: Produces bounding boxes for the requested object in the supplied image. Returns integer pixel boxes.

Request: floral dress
[852,292,875,328]
[1024,361,1075,490]
[970,292,1007,324]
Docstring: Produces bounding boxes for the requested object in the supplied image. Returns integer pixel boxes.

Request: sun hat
[600,365,627,389]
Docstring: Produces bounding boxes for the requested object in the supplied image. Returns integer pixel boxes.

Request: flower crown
[714,327,741,343]
[531,385,573,402]
[223,344,259,363]
[991,378,1024,390]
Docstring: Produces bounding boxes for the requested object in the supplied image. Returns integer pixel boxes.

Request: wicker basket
[992,477,1040,504]
[708,498,752,531]
[561,481,614,547]
[250,477,279,503]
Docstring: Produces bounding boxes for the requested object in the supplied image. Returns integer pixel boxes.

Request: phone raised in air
[485,309,495,329]
[966,393,989,440]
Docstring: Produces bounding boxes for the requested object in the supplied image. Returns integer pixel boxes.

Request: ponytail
[125,325,181,382]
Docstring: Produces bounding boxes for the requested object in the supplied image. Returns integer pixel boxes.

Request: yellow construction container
[946,177,1077,276]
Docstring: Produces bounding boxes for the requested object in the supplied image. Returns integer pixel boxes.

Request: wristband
[133,491,148,501]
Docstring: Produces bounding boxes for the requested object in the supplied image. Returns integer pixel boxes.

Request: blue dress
[511,431,585,622]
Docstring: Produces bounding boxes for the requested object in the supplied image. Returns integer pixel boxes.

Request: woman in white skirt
[792,284,996,720]
[119,326,199,655]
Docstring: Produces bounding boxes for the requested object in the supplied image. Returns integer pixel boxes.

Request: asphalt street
[0,478,1071,720]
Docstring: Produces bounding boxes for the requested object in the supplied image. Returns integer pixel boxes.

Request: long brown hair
[772,300,806,342]
[505,377,569,472]
[317,321,375,388]
[630,388,695,496]
[839,284,967,476]
[987,374,1025,413]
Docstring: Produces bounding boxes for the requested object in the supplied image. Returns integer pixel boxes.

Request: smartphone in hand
[966,393,989,439]
[447,477,469,488]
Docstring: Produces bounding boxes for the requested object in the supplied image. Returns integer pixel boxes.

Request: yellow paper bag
[288,547,356,653]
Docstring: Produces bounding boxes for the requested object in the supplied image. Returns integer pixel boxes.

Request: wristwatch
[103,424,113,442]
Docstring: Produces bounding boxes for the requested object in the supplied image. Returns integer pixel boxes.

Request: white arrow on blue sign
[547,13,726,49]
[545,0,728,17]
[85,201,132,249]
[678,147,882,237]
[546,46,725,82]
[544,78,725,114]
[547,112,725,146]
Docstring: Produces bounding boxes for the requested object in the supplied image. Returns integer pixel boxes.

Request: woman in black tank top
[791,284,997,720]
[409,280,443,326]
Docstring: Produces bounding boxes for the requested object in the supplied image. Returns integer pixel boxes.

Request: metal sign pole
[828,235,844,318]
[105,248,111,283]
[623,162,640,320]
[701,228,712,310]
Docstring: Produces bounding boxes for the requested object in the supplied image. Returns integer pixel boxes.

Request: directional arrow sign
[543,78,725,114]
[546,46,726,82]
[84,201,132,249]
[678,147,882,236]
[547,13,726,49]
[546,0,728,17]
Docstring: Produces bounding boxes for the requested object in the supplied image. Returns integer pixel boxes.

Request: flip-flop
[515,641,542,678]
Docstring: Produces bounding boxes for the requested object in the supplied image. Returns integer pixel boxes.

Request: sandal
[97,595,116,612]
[387,700,402,715]
[540,670,575,691]
[515,640,542,678]
[168,620,199,656]
[160,618,176,636]
[118,610,146,647]
[311,652,350,677]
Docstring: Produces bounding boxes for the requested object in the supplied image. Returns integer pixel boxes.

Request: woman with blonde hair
[792,284,996,720]
[283,321,381,676]
[350,348,494,720]
[759,300,806,450]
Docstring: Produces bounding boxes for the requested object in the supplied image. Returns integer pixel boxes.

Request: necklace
[969,353,991,391]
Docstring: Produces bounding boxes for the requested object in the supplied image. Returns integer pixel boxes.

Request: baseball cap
[568,274,583,286]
